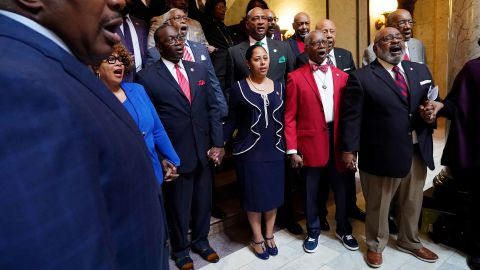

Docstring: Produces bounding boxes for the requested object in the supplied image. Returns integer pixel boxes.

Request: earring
[96,72,101,79]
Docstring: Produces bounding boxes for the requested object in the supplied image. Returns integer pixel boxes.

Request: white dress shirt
[328,49,337,67]
[161,58,189,85]
[120,14,143,72]
[249,36,269,54]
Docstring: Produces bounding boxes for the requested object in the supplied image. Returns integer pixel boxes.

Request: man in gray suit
[362,9,426,66]
[225,7,295,97]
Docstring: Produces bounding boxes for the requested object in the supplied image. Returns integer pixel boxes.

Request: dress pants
[360,146,426,252]
[163,162,213,259]
[158,190,170,269]
[302,123,351,238]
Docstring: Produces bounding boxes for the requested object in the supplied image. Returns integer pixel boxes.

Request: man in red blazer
[284,30,358,253]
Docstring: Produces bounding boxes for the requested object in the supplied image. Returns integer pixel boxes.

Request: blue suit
[146,40,228,118]
[0,14,169,270]
[122,82,180,184]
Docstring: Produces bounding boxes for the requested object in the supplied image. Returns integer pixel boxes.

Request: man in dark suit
[226,7,295,97]
[117,0,149,82]
[0,0,171,269]
[286,12,311,57]
[296,19,356,75]
[136,25,224,270]
[285,30,358,253]
[145,8,227,118]
[340,27,439,268]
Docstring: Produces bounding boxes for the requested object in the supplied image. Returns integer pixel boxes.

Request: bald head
[315,19,336,51]
[373,27,405,65]
[292,12,310,38]
[387,9,414,41]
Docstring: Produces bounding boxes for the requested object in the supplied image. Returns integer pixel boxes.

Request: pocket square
[419,80,431,85]
[200,54,207,61]
[197,80,206,86]
[278,56,286,63]
[343,68,351,71]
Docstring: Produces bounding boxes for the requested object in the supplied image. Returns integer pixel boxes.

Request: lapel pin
[273,49,277,53]
[190,68,194,72]
[410,67,413,71]
[336,73,339,76]
[276,91,279,95]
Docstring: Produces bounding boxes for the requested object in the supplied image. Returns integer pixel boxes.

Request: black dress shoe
[320,219,330,231]
[468,255,480,270]
[388,216,398,234]
[349,207,366,221]
[211,207,226,219]
[286,222,303,235]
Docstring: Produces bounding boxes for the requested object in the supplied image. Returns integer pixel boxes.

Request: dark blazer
[0,15,167,269]
[136,60,223,173]
[341,60,435,178]
[226,38,295,99]
[116,14,148,82]
[286,34,304,57]
[146,40,228,118]
[295,47,356,74]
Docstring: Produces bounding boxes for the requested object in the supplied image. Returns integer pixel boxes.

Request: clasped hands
[342,152,358,171]
[207,147,225,166]
[162,159,179,182]
[419,100,444,124]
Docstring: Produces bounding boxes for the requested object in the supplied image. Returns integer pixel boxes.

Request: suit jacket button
[408,132,412,136]
[409,113,412,118]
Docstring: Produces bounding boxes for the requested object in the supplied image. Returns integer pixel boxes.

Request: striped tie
[326,54,334,67]
[175,64,192,103]
[183,47,194,62]
[392,66,409,102]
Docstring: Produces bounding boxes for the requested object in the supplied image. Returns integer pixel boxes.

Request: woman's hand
[289,154,303,169]
[162,159,179,182]
[342,152,357,171]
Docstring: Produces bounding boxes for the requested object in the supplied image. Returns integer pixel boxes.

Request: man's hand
[207,45,217,54]
[289,154,303,169]
[342,152,357,171]
[162,159,179,182]
[207,147,225,166]
[419,100,444,123]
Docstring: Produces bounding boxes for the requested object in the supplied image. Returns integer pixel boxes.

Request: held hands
[419,100,444,124]
[207,147,225,166]
[162,159,179,182]
[342,152,357,172]
[289,154,303,169]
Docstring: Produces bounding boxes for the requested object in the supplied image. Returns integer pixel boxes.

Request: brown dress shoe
[397,246,439,263]
[366,250,382,268]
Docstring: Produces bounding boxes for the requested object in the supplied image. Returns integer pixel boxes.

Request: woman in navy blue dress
[224,44,285,260]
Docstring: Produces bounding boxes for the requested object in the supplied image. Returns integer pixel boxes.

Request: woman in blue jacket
[93,43,180,184]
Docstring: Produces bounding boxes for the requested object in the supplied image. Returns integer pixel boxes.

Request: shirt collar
[377,57,405,73]
[249,36,268,46]
[0,10,72,55]
[161,57,184,70]
[328,49,335,59]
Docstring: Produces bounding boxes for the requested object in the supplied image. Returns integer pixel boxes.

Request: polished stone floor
[168,122,471,270]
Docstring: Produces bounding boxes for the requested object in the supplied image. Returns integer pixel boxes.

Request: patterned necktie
[392,66,409,102]
[311,64,329,73]
[255,41,264,46]
[403,53,410,61]
[183,46,194,62]
[326,54,335,67]
[175,64,192,103]
[122,18,134,54]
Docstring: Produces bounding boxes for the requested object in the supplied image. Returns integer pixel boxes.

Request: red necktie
[175,64,192,103]
[183,47,194,62]
[311,64,329,73]
[403,53,410,61]
[392,66,409,102]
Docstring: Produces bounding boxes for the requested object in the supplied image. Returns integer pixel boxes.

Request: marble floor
[169,122,471,270]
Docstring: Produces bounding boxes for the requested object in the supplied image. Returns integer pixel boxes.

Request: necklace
[247,76,267,92]
[317,73,328,90]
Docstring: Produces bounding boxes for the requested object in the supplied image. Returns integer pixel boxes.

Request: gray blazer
[361,38,426,67]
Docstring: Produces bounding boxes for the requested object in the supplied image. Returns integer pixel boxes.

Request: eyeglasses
[105,55,125,64]
[377,34,404,44]
[164,35,185,45]
[396,20,415,27]
[170,15,188,22]
[309,40,328,48]
[267,16,278,23]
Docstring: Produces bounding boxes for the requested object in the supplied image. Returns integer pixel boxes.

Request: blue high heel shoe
[265,235,278,256]
[251,240,269,260]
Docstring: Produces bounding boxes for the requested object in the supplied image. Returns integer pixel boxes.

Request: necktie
[392,66,409,102]
[122,19,134,54]
[326,54,335,67]
[197,0,205,12]
[255,41,264,46]
[311,64,329,73]
[403,53,410,61]
[175,64,192,103]
[183,46,194,62]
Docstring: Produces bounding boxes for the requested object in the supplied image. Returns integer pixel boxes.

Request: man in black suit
[136,25,224,270]
[0,0,170,269]
[226,7,295,98]
[296,19,356,75]
[286,12,311,57]
[340,27,439,268]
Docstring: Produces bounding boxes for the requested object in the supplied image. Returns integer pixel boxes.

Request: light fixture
[375,12,390,30]
[370,0,397,30]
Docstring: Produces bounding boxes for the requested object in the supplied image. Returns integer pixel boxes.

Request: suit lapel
[331,67,342,119]
[334,48,343,68]
[267,39,280,78]
[184,61,199,103]
[370,60,408,105]
[156,60,190,102]
[402,61,422,112]
[300,65,322,104]
[407,40,418,63]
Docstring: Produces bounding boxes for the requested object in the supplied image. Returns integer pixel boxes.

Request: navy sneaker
[303,236,319,253]
[336,233,359,251]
